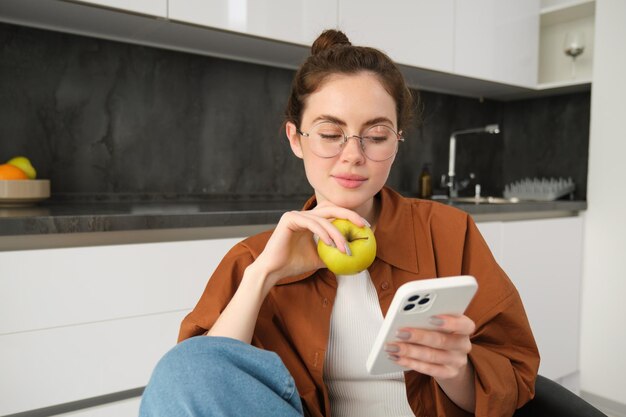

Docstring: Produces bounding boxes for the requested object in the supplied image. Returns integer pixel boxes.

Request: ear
[286,122,304,159]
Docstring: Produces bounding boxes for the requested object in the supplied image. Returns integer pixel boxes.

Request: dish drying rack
[503,177,575,201]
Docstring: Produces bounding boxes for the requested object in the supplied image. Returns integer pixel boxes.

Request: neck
[360,197,380,230]
[345,195,380,230]
[313,192,381,228]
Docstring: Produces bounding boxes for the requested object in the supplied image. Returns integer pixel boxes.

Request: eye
[318,133,343,141]
[363,126,394,143]
[313,122,344,142]
[364,135,389,143]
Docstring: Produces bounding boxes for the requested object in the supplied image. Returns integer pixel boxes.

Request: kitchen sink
[448,196,520,205]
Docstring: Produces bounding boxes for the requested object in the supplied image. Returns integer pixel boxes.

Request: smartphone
[366,275,478,375]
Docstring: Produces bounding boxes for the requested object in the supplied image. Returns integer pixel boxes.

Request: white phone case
[366,275,478,375]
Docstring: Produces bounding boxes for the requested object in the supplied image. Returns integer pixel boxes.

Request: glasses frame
[296,121,404,162]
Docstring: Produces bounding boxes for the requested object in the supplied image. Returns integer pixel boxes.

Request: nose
[340,135,366,162]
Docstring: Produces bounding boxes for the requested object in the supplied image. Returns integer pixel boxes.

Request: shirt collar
[279,186,419,284]
[371,187,419,273]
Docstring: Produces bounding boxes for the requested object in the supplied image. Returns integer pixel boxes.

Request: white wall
[580,0,626,407]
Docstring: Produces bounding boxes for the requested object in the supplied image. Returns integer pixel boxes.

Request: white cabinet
[0,237,243,415]
[338,0,455,72]
[475,221,502,263]
[500,216,583,382]
[455,0,540,87]
[67,0,167,18]
[477,216,584,388]
[1,311,185,415]
[0,0,576,98]
[168,0,338,46]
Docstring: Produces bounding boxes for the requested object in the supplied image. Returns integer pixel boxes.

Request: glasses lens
[362,125,399,161]
[309,122,345,157]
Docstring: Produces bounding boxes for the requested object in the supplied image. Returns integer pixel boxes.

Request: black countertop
[0,193,587,237]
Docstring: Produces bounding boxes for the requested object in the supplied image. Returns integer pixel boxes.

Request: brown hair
[285,29,416,133]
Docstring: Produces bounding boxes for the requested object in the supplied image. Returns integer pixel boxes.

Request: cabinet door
[338,0,455,72]
[0,311,184,415]
[500,216,583,380]
[0,238,243,334]
[455,0,540,87]
[476,221,502,263]
[67,0,167,18]
[168,0,337,45]
[0,237,243,414]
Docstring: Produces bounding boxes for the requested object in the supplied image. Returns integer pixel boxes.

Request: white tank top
[323,270,415,417]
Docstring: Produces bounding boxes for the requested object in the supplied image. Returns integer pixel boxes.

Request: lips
[333,173,368,189]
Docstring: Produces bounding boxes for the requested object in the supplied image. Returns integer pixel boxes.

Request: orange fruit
[0,163,29,180]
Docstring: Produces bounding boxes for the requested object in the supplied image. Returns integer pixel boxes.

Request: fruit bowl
[0,179,51,207]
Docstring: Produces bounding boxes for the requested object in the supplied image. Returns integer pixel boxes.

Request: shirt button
[322,298,329,307]
[381,281,390,290]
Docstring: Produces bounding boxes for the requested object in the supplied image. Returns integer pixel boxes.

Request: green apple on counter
[317,219,377,275]
[6,156,37,179]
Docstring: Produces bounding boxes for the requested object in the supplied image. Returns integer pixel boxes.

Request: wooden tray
[0,179,51,207]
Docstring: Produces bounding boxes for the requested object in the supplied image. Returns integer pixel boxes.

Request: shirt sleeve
[461,215,540,416]
[409,216,539,417]
[178,242,255,342]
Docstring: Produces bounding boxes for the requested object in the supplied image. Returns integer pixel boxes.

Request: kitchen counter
[0,198,302,236]
[0,194,587,237]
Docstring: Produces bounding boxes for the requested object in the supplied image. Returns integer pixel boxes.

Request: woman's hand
[208,203,368,343]
[385,314,477,412]
[253,203,368,289]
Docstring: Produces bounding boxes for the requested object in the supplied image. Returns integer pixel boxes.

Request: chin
[323,186,379,210]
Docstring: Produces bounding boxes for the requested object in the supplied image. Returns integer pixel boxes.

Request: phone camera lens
[418,298,430,305]
[408,295,420,302]
[403,303,415,311]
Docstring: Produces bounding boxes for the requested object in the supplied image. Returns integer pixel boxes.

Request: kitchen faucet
[443,124,500,198]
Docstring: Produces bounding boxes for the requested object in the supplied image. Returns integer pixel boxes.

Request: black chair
[514,375,607,417]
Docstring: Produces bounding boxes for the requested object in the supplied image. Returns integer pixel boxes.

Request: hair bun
[311,29,351,55]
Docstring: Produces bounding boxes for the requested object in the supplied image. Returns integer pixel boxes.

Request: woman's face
[286,72,398,221]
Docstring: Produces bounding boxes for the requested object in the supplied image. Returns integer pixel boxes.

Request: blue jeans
[139,336,304,417]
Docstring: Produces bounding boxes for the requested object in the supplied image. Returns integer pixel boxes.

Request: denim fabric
[139,336,304,417]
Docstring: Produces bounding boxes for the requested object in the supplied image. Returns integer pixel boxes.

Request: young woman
[140,30,539,417]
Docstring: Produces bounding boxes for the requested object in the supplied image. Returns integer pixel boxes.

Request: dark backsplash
[0,22,590,200]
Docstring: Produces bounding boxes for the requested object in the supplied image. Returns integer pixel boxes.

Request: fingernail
[312,234,320,244]
[362,217,371,227]
[384,344,399,353]
[344,243,352,256]
[396,331,410,340]
[388,354,399,361]
[429,317,445,327]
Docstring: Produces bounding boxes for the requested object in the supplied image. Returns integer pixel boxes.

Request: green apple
[7,156,36,179]
[317,219,377,275]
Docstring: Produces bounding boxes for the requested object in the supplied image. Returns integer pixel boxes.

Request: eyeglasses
[297,121,404,162]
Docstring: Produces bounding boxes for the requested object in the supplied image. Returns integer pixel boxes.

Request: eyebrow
[312,114,395,128]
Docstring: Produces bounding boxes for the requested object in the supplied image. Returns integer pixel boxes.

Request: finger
[386,342,469,369]
[279,211,338,249]
[308,205,371,228]
[301,208,369,254]
[299,212,348,253]
[395,328,472,353]
[390,355,464,380]
[428,314,476,336]
[288,210,357,255]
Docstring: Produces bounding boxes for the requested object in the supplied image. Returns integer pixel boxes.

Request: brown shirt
[179,186,540,417]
